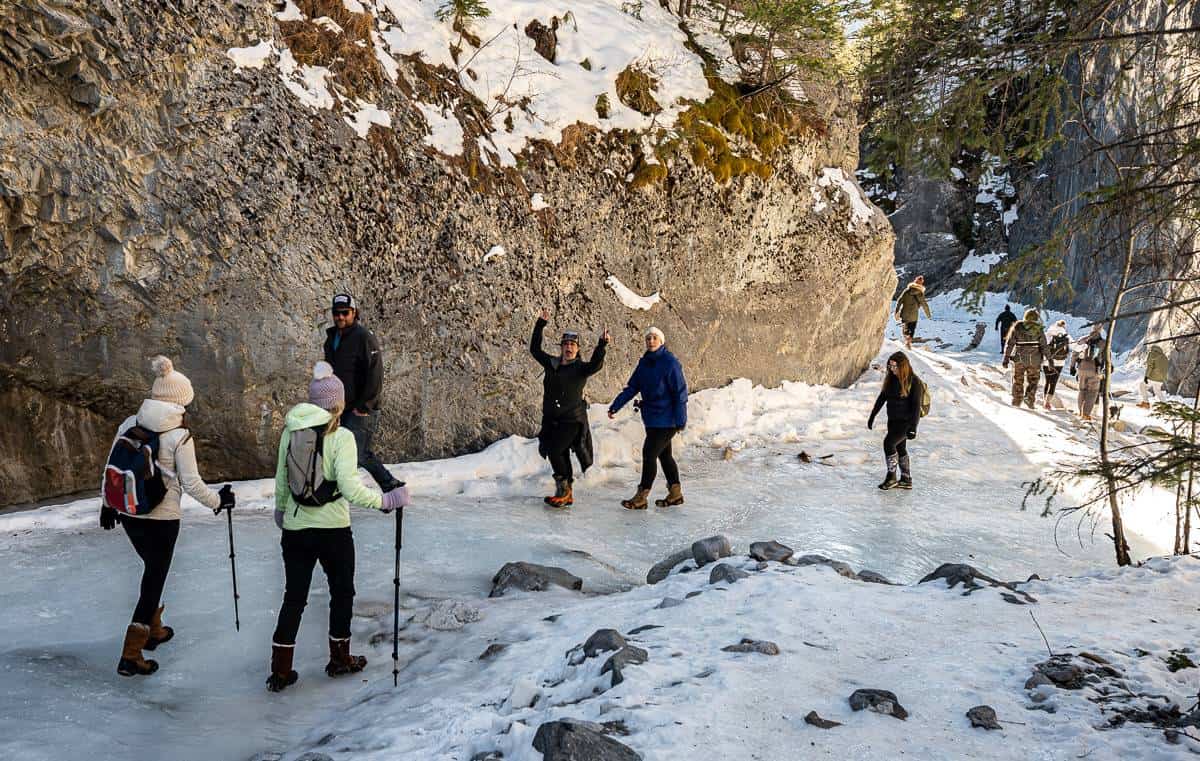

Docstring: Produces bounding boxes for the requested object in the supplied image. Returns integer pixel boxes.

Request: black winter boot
[878,473,899,490]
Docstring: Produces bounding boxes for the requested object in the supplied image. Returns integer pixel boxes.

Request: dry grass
[277,0,383,99]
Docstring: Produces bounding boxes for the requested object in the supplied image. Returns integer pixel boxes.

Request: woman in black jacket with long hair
[867,351,924,491]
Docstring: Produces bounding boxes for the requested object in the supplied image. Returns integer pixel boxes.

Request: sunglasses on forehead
[332,309,352,316]
[560,332,580,344]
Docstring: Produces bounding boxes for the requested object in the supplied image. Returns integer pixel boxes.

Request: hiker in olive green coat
[1003,309,1048,409]
[1139,344,1169,408]
[894,276,932,349]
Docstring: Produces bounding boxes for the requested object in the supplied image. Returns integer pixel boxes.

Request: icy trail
[0,291,1188,760]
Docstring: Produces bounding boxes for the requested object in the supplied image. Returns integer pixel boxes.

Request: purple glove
[274,510,284,529]
[381,484,409,513]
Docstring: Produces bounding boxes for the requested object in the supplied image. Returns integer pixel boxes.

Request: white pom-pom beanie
[150,356,195,407]
[644,327,665,344]
[308,361,345,410]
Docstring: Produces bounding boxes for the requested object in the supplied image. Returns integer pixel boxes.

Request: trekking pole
[392,506,404,687]
[223,505,241,632]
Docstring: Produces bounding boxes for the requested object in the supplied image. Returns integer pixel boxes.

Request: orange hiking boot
[544,478,573,508]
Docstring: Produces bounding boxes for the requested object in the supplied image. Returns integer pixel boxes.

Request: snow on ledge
[605,275,661,310]
[226,41,274,69]
[812,167,877,232]
[483,245,506,263]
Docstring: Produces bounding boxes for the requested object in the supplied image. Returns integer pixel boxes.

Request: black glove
[867,416,875,431]
[907,429,917,440]
[1070,366,1077,377]
[216,484,235,514]
[100,506,118,531]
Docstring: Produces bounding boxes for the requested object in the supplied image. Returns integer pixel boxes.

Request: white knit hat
[150,356,194,407]
[644,326,665,343]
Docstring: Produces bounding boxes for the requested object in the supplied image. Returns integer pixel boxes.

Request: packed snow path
[0,292,1183,760]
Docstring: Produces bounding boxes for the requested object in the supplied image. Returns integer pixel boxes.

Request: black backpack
[1048,333,1070,361]
[102,426,169,516]
[286,425,341,509]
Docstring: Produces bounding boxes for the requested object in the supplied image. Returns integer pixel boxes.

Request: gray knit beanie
[308,361,345,410]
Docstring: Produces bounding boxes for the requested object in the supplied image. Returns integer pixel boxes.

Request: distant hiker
[100,356,235,678]
[1002,309,1048,409]
[608,327,688,510]
[530,309,608,508]
[994,305,1018,352]
[1043,319,1072,409]
[868,351,926,490]
[323,293,403,493]
[1070,324,1107,421]
[267,362,410,693]
[1139,344,1169,408]
[894,275,932,350]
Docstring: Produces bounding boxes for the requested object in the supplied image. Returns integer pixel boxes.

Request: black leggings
[273,527,356,645]
[120,516,180,626]
[1044,364,1061,397]
[883,420,910,461]
[640,427,680,490]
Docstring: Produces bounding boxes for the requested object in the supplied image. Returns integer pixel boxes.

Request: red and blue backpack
[102,426,170,516]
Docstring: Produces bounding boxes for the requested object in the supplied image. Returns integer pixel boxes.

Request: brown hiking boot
[145,605,174,651]
[325,637,367,677]
[266,643,299,692]
[544,478,573,508]
[118,623,159,677]
[655,483,684,507]
[621,488,650,510]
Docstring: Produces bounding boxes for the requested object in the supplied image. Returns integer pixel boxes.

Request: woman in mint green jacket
[266,362,409,692]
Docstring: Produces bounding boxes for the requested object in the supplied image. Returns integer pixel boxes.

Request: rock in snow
[722,638,780,656]
[533,719,642,760]
[804,710,843,729]
[709,563,750,585]
[967,705,1002,730]
[583,629,627,658]
[646,548,693,585]
[848,688,909,720]
[490,562,583,597]
[601,645,649,686]
[692,535,733,566]
[749,540,795,562]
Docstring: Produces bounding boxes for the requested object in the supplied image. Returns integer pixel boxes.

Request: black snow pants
[544,421,583,481]
[120,515,181,626]
[640,427,681,490]
[273,527,356,645]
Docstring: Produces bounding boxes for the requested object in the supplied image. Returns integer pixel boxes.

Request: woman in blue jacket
[608,327,689,510]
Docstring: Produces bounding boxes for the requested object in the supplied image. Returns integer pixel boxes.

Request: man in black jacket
[323,293,401,491]
[530,308,608,508]
[994,305,1018,352]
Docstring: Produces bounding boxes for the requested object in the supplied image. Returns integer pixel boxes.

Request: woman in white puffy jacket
[100,356,234,677]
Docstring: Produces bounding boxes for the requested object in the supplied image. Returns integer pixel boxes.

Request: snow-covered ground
[1,291,1195,760]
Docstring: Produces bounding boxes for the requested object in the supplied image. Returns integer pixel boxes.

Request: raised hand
[601,329,611,342]
[539,307,550,322]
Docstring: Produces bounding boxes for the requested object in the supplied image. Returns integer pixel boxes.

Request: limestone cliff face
[0,0,895,506]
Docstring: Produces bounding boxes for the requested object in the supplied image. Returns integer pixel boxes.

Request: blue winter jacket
[609,346,688,428]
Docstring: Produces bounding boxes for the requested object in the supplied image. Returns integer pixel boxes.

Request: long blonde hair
[325,401,344,437]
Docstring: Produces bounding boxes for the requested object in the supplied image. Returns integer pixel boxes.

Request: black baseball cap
[331,293,356,312]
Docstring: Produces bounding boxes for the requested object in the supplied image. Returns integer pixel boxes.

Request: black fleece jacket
[530,318,606,423]
[868,377,923,433]
[323,321,383,414]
